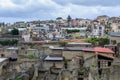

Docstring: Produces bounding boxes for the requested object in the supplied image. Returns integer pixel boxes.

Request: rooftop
[49,46,64,50]
[64,47,84,51]
[0,58,8,63]
[109,32,120,37]
[6,47,18,50]
[61,27,87,30]
[82,47,115,54]
[44,55,63,61]
[67,42,91,45]
[60,39,85,43]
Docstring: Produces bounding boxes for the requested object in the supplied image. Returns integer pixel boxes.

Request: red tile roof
[82,47,115,54]
[94,47,114,54]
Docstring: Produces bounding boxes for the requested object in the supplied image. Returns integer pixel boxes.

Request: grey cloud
[11,0,27,4]
[0,0,58,18]
[0,0,120,23]
[53,0,120,6]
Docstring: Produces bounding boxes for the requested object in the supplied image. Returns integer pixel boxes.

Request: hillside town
[0,15,120,80]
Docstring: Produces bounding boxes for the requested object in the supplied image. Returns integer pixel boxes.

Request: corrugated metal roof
[64,47,84,51]
[109,32,120,37]
[0,58,8,62]
[44,55,63,61]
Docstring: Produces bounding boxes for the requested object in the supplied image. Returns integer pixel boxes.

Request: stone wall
[62,51,95,60]
[43,61,64,69]
[51,49,62,54]
[0,59,9,75]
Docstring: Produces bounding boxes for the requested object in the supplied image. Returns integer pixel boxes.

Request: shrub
[66,29,80,33]
[85,37,110,46]
[91,64,95,67]
[27,54,37,59]
[0,39,18,46]
[11,28,19,35]
[59,42,68,47]
[112,40,117,44]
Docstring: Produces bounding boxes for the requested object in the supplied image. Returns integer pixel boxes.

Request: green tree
[67,15,72,27]
[11,28,19,35]
[85,37,110,47]
[0,39,18,46]
[66,29,80,33]
[98,37,109,46]
[112,40,117,44]
[56,17,63,20]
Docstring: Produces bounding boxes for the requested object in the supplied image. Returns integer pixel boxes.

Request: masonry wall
[43,61,64,69]
[110,36,120,43]
[0,59,8,75]
[51,49,62,54]
[62,51,95,60]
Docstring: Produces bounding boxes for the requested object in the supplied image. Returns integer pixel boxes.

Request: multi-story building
[14,21,27,28]
[71,19,79,27]
[96,15,109,25]
[108,17,120,23]
[78,19,91,27]
[0,22,5,28]
[29,24,50,33]
[111,23,120,32]
[91,20,105,37]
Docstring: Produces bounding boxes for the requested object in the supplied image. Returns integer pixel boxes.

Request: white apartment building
[91,23,105,37]
[78,19,91,27]
[29,24,50,33]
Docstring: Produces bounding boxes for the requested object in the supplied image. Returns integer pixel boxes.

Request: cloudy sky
[0,0,120,23]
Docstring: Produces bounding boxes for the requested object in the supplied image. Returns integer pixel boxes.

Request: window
[94,25,97,29]
[100,60,108,68]
[99,27,102,30]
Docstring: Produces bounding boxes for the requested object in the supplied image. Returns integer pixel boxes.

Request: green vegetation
[67,15,72,23]
[85,37,110,46]
[11,28,19,35]
[14,77,22,80]
[27,43,36,48]
[0,39,18,46]
[56,17,62,20]
[91,64,95,67]
[117,42,120,46]
[112,40,117,44]
[59,42,68,47]
[67,15,72,27]
[27,54,37,59]
[66,29,80,33]
[14,73,22,80]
